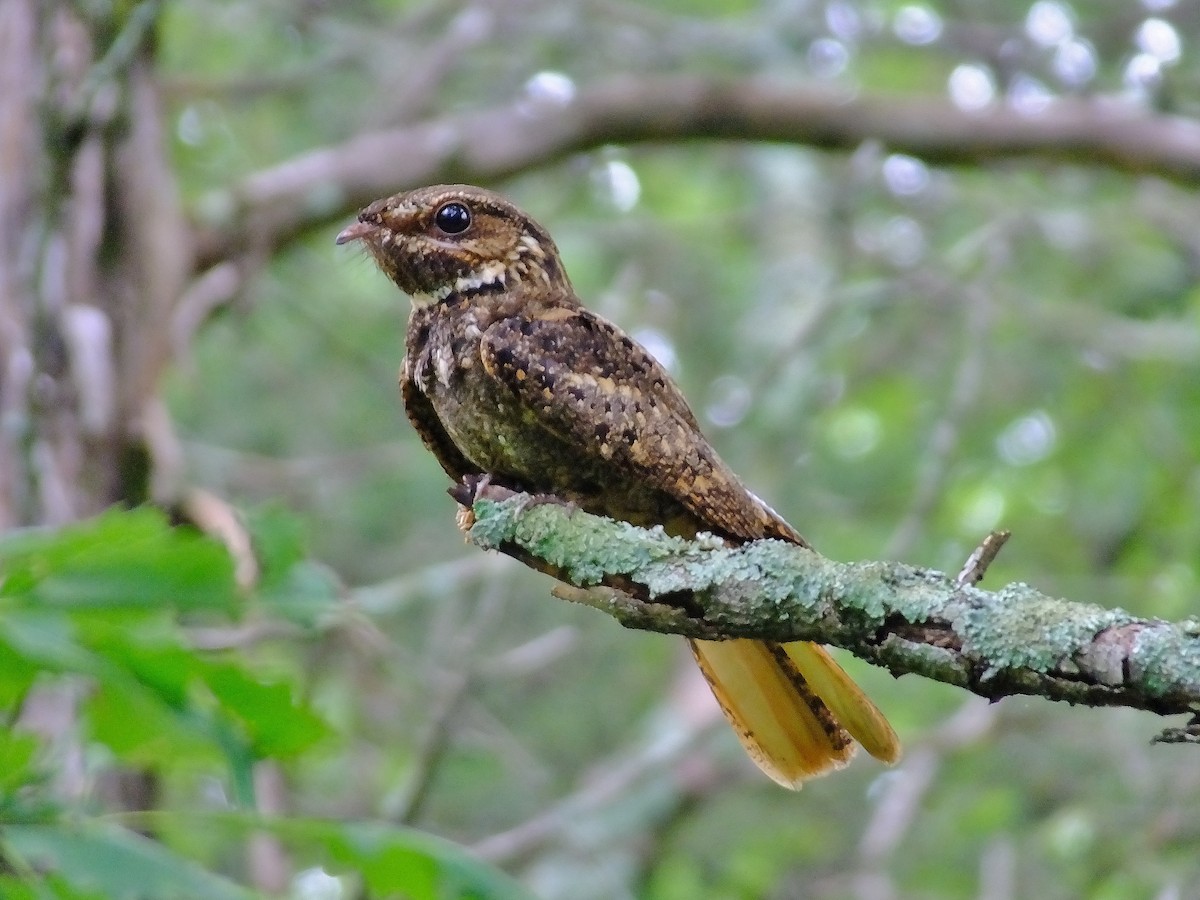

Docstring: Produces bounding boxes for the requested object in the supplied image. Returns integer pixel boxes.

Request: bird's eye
[434,202,472,235]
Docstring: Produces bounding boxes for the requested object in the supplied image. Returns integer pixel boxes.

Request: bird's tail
[689,638,900,788]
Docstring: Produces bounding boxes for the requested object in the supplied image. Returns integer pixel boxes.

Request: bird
[337,184,900,787]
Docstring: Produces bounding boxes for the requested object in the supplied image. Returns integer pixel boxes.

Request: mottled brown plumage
[338,184,899,786]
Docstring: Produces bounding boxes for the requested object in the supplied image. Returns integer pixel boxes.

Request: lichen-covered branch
[458,483,1200,725]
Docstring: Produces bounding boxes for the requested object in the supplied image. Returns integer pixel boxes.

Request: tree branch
[454,481,1200,730]
[193,76,1200,269]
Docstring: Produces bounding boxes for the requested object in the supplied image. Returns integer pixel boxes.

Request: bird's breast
[409,308,565,482]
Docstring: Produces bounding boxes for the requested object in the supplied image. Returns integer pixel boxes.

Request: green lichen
[739,540,824,607]
[634,542,731,598]
[1130,623,1200,699]
[871,563,954,623]
[471,497,688,585]
[959,583,1132,676]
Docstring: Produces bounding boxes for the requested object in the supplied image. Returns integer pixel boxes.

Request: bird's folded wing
[479,308,794,542]
[400,354,481,482]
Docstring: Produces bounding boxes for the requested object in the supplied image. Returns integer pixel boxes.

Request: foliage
[0,510,529,898]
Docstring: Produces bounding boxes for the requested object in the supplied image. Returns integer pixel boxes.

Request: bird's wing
[478,306,801,544]
[400,356,480,482]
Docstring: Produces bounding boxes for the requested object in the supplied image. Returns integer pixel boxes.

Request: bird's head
[336,184,571,305]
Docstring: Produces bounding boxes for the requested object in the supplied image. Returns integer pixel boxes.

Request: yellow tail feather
[781,642,901,765]
[689,638,900,788]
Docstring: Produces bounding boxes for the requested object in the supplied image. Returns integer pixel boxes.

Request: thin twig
[956,530,1012,587]
[884,237,1002,560]
[472,670,727,864]
[385,578,510,825]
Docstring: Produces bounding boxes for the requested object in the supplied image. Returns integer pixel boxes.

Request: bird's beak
[335,221,377,245]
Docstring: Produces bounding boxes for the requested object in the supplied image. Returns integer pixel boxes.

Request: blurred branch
[852,697,999,900]
[478,625,578,678]
[247,762,291,894]
[194,76,1200,269]
[68,0,161,123]
[1030,301,1200,364]
[187,621,303,651]
[386,580,509,825]
[371,2,499,126]
[472,663,728,865]
[350,553,509,616]
[457,481,1200,728]
[183,439,413,501]
[883,281,992,560]
[162,52,358,102]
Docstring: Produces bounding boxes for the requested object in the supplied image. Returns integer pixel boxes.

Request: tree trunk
[0,1,186,528]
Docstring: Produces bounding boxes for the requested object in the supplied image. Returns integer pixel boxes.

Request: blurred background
[3,0,1200,897]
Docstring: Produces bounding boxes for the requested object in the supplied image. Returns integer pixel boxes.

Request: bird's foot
[449,475,575,535]
[510,491,578,518]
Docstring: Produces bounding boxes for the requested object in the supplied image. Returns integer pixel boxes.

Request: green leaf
[0,634,41,710]
[200,663,330,759]
[0,731,41,797]
[272,818,534,900]
[245,506,340,627]
[0,616,228,771]
[0,877,36,900]
[255,559,341,629]
[0,874,95,900]
[85,677,217,769]
[2,822,255,900]
[82,629,200,709]
[0,509,237,614]
[243,505,307,587]
[118,812,535,900]
[0,611,102,676]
